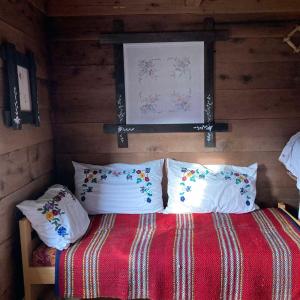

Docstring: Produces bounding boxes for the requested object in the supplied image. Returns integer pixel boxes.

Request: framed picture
[1,42,39,129]
[124,42,205,125]
[100,19,229,148]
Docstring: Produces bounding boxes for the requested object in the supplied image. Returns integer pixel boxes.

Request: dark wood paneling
[28,0,47,14]
[0,1,54,298]
[50,37,300,67]
[215,89,300,120]
[48,17,297,41]
[0,19,49,79]
[49,17,300,209]
[50,42,114,66]
[216,38,300,63]
[51,65,115,88]
[216,61,300,90]
[0,0,45,40]
[0,173,53,244]
[54,118,300,154]
[47,0,300,20]
[51,61,300,94]
[0,110,52,155]
[0,141,53,200]
[53,87,300,123]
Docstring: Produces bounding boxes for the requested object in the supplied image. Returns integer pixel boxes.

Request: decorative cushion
[73,160,164,214]
[17,185,90,250]
[32,244,56,267]
[164,159,257,214]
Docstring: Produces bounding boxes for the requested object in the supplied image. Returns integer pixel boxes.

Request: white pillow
[17,185,90,250]
[73,160,164,214]
[165,159,257,214]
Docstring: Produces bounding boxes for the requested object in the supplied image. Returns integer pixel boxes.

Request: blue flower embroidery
[57,226,68,237]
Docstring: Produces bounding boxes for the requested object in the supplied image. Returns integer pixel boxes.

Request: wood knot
[219,74,229,80]
[232,38,245,44]
[241,74,253,84]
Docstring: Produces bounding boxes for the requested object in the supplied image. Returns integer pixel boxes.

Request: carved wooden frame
[100,19,229,148]
[0,42,40,129]
[283,25,300,54]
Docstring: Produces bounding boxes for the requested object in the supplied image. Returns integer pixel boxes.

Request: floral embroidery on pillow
[179,168,209,202]
[37,189,68,237]
[81,168,153,203]
[179,167,252,206]
[221,170,252,206]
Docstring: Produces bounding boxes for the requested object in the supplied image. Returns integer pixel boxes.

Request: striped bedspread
[56,208,300,300]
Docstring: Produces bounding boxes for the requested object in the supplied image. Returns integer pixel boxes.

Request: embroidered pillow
[73,160,164,214]
[17,185,90,250]
[165,159,257,214]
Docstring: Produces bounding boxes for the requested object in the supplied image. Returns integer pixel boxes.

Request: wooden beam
[47,18,298,42]
[54,118,300,154]
[103,123,229,134]
[47,0,300,19]
[99,31,229,44]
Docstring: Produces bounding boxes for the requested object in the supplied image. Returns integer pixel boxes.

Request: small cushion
[17,185,90,250]
[165,159,257,214]
[32,244,56,267]
[73,160,164,214]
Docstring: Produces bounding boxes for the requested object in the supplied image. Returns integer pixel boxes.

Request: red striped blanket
[56,208,300,299]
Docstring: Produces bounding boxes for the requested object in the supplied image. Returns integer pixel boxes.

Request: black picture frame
[1,42,40,129]
[100,19,229,148]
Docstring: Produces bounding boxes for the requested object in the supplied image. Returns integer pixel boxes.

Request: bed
[19,203,300,300]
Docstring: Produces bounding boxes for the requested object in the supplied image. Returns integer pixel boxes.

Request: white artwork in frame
[17,65,32,112]
[124,42,205,124]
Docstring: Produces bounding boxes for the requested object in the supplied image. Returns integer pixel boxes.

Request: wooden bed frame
[19,203,300,300]
[19,217,55,300]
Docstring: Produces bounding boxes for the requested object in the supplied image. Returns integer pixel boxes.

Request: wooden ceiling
[45,0,300,21]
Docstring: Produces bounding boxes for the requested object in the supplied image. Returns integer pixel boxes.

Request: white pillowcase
[73,160,164,214]
[17,185,90,250]
[165,159,257,214]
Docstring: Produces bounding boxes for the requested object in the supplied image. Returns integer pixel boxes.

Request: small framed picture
[17,65,32,112]
[2,42,40,129]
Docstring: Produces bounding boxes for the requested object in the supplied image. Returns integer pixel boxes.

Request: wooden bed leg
[24,284,33,300]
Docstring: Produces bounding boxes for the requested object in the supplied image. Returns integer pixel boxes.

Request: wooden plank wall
[48,16,300,209]
[46,0,300,20]
[0,1,54,299]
